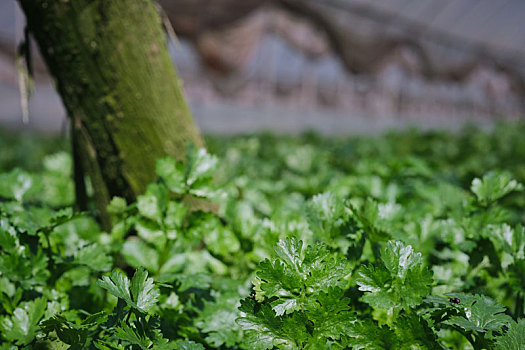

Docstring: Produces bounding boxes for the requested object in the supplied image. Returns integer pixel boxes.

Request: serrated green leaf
[130,268,159,313]
[356,265,392,306]
[271,298,299,316]
[495,319,525,350]
[309,193,345,224]
[356,241,433,317]
[256,239,351,302]
[273,237,303,273]
[156,157,186,194]
[186,146,218,187]
[189,182,224,200]
[242,239,355,349]
[471,171,523,205]
[97,270,131,303]
[97,268,159,314]
[164,201,187,229]
[306,287,357,341]
[351,198,391,242]
[257,259,302,298]
[39,312,105,346]
[306,192,348,240]
[115,321,152,349]
[134,219,166,250]
[137,194,162,222]
[196,292,242,347]
[486,224,525,262]
[394,314,441,349]
[75,243,112,271]
[381,241,423,279]
[0,220,18,250]
[93,339,126,349]
[174,340,205,350]
[304,245,351,291]
[0,297,46,345]
[443,294,512,333]
[237,298,301,350]
[346,319,397,350]
[0,246,50,287]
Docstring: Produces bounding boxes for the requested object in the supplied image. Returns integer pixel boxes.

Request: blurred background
[1,0,524,134]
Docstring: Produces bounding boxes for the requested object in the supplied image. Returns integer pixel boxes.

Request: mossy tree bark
[18,0,205,230]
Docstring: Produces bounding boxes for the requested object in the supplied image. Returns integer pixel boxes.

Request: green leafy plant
[1,124,525,348]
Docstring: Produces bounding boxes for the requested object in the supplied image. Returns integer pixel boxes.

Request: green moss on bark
[19,0,205,229]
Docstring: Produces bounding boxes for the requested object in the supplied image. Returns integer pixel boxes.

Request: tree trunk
[18,0,205,229]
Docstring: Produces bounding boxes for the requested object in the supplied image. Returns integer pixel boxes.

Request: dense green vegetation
[1,124,525,349]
